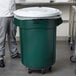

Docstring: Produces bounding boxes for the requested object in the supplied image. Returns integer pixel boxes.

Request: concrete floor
[0,41,76,76]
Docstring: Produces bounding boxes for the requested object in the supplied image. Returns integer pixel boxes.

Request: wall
[54,6,69,40]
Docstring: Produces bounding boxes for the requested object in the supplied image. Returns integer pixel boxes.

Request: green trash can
[13,7,63,73]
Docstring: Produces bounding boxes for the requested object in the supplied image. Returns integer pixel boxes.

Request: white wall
[54,6,69,37]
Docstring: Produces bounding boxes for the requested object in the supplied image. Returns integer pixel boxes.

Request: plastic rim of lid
[14,7,62,19]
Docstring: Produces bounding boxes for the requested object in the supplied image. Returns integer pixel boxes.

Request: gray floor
[0,41,76,76]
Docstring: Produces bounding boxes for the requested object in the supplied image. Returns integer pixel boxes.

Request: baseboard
[16,36,68,41]
[16,37,20,41]
[56,36,68,41]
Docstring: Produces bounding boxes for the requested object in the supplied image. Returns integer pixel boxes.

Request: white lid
[14,7,62,20]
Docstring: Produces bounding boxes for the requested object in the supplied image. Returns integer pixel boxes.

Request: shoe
[11,52,21,59]
[0,59,5,68]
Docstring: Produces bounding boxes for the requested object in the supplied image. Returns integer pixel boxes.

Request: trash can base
[27,66,52,74]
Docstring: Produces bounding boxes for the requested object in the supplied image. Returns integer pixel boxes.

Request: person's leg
[0,17,8,68]
[7,17,21,58]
